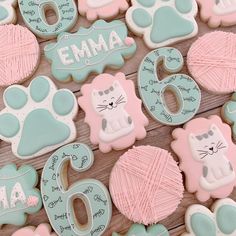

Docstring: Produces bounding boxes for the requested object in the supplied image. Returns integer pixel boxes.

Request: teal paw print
[182,198,236,236]
[0,76,78,159]
[126,0,198,48]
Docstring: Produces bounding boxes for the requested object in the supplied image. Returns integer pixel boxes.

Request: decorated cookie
[138,47,201,126]
[187,31,236,94]
[0,76,78,159]
[113,224,169,236]
[182,198,236,236]
[0,24,40,87]
[0,164,42,226]
[109,145,184,225]
[41,143,112,236]
[126,0,198,49]
[12,224,57,236]
[44,20,136,83]
[78,73,148,153]
[171,115,236,202]
[0,0,17,25]
[18,0,78,39]
[79,0,129,21]
[197,0,236,28]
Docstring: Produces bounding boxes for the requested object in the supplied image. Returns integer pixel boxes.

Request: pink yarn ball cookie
[187,31,236,94]
[0,24,40,87]
[109,145,184,225]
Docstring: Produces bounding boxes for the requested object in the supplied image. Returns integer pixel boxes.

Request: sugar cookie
[0,164,42,227]
[113,224,169,236]
[171,115,236,202]
[12,224,57,236]
[126,0,198,49]
[18,0,78,39]
[78,73,148,153]
[0,76,78,159]
[197,0,236,28]
[44,20,136,83]
[182,198,236,236]
[41,143,112,236]
[109,145,184,225]
[0,24,40,87]
[79,0,129,21]
[138,47,201,126]
[0,0,17,25]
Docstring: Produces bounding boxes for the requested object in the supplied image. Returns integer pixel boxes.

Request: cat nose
[209,147,214,151]
[109,102,113,106]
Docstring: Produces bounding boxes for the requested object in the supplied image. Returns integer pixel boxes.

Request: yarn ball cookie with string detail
[0,24,40,87]
[109,145,184,225]
[187,31,236,94]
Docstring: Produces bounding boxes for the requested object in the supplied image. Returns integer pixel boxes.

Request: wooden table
[1,4,236,236]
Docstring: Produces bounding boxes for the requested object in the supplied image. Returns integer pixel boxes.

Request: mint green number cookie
[18,0,78,39]
[0,164,42,227]
[44,20,137,83]
[126,0,198,48]
[113,224,169,236]
[0,76,78,159]
[138,47,201,125]
[41,143,112,236]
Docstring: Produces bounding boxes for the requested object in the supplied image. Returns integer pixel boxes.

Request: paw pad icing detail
[182,198,236,236]
[0,0,17,25]
[0,76,78,159]
[126,0,198,48]
[44,20,137,83]
[0,164,42,226]
[171,115,236,202]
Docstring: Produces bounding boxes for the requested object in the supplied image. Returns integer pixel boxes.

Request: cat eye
[111,97,115,99]
[204,145,208,148]
[103,100,107,103]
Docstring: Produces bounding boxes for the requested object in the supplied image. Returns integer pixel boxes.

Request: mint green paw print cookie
[113,224,169,236]
[126,0,198,48]
[0,76,78,159]
[0,164,42,227]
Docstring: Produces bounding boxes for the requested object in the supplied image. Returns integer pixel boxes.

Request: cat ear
[113,80,120,88]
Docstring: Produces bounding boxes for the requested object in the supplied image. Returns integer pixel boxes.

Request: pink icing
[124,37,135,46]
[0,24,39,87]
[12,224,57,236]
[27,196,39,207]
[171,115,236,202]
[78,0,129,21]
[78,73,149,153]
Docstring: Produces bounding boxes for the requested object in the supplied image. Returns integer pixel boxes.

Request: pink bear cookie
[78,73,149,153]
[78,0,129,21]
[171,115,236,202]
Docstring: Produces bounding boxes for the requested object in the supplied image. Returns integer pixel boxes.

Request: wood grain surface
[0,3,236,236]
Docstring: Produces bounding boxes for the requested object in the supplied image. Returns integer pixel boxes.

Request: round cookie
[79,0,129,21]
[109,145,184,225]
[41,143,112,236]
[187,31,236,94]
[0,0,17,25]
[171,115,236,202]
[0,24,40,87]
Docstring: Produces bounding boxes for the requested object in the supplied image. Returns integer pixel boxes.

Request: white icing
[10,182,26,208]
[189,124,235,191]
[57,47,74,65]
[88,34,109,56]
[109,31,123,49]
[71,42,92,62]
[87,0,113,8]
[214,0,236,15]
[0,186,9,209]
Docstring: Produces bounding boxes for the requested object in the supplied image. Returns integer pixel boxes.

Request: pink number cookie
[197,0,236,28]
[78,0,129,21]
[12,224,57,236]
[187,31,236,94]
[171,115,236,202]
[0,24,40,87]
[78,73,149,153]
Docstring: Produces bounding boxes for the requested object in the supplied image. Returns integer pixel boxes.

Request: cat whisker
[116,101,126,105]
[218,146,227,150]
[116,96,125,104]
[200,154,208,159]
[197,150,208,154]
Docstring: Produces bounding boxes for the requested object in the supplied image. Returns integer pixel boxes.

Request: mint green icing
[0,164,42,226]
[0,6,8,21]
[138,47,201,125]
[5,87,27,109]
[132,9,152,28]
[175,0,193,13]
[17,109,70,157]
[52,90,74,116]
[44,20,137,83]
[0,114,19,138]
[41,143,112,236]
[216,205,236,234]
[18,0,78,38]
[191,213,216,236]
[136,0,155,8]
[30,76,50,102]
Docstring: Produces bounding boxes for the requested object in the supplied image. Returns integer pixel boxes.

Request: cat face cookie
[0,0,17,25]
[78,73,149,153]
[171,115,236,202]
